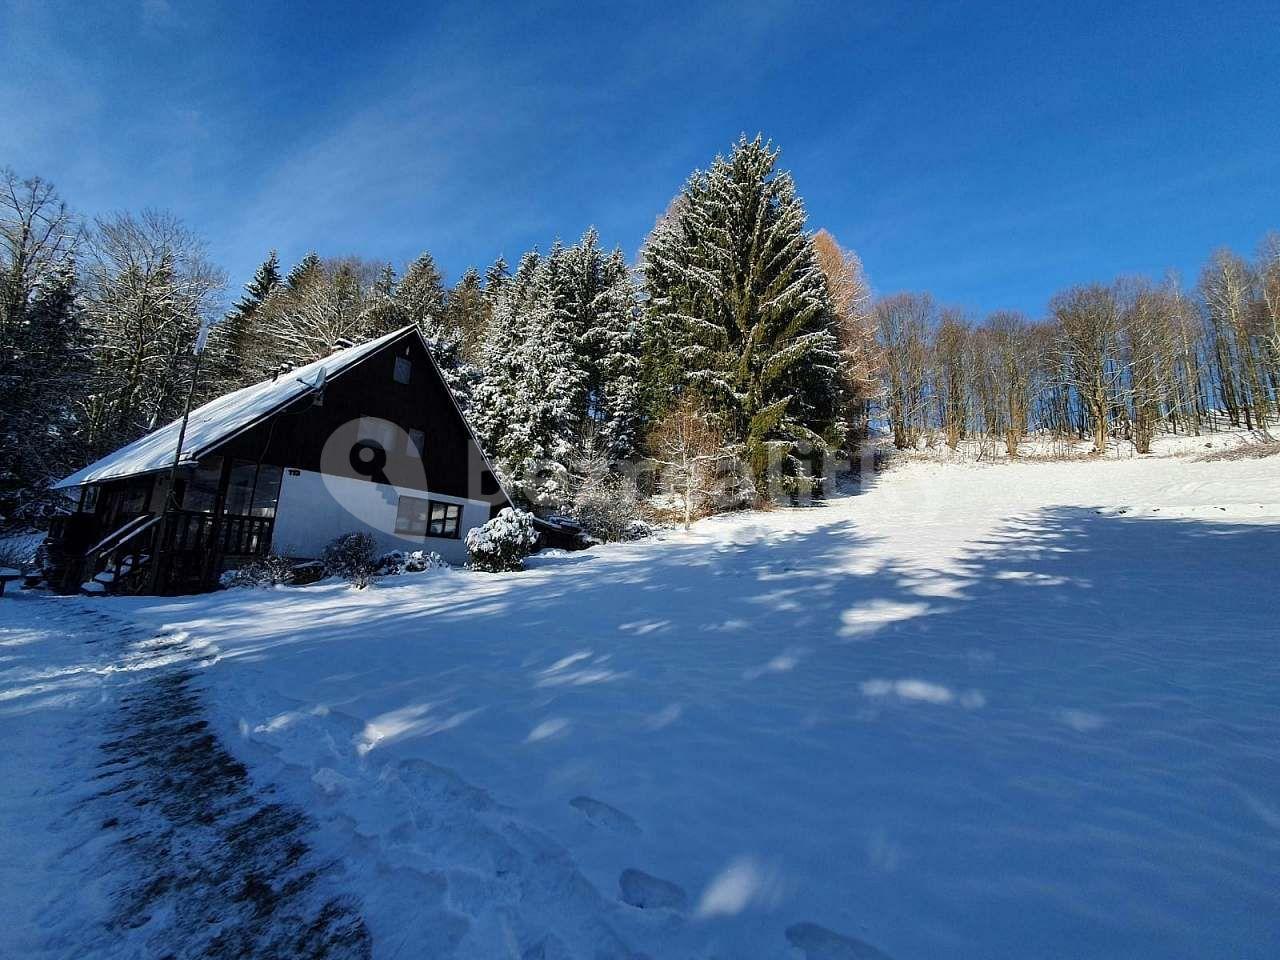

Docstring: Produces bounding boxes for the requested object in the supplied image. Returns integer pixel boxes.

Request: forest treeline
[3,136,1279,529]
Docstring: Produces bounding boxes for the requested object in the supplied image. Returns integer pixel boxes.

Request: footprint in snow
[618,868,687,911]
[785,922,895,960]
[570,795,641,835]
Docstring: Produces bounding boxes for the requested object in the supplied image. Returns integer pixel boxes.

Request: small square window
[393,356,412,384]
[427,501,462,539]
[407,428,425,456]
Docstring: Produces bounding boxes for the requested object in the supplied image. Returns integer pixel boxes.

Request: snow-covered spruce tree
[285,251,321,290]
[565,232,644,460]
[471,234,643,506]
[471,251,540,490]
[0,262,90,522]
[392,252,480,408]
[209,249,281,389]
[494,241,584,505]
[641,136,841,490]
[0,169,86,522]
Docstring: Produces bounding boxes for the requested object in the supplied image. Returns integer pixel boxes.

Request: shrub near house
[466,508,540,572]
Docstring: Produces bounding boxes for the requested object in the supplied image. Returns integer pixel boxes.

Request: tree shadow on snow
[132,503,1280,960]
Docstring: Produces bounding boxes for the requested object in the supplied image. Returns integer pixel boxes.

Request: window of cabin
[224,461,284,517]
[428,500,462,538]
[182,457,223,512]
[395,495,430,536]
[407,428,425,456]
[393,355,412,385]
[79,485,99,513]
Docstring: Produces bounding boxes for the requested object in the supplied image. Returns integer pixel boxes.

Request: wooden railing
[57,508,275,595]
[154,510,275,592]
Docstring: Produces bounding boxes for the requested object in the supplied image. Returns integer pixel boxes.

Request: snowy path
[0,596,369,959]
[10,451,1280,958]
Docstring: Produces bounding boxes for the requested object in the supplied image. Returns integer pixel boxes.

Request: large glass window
[182,457,223,512]
[394,496,461,539]
[395,495,430,536]
[224,461,283,517]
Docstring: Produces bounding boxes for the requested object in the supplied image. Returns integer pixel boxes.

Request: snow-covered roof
[54,326,417,489]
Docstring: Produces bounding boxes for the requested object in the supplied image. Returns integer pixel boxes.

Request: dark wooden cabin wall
[206,333,507,508]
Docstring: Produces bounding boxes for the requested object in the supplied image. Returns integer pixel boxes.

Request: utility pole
[147,322,210,593]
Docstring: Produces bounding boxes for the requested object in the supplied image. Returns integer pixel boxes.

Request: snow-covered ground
[4,448,1279,958]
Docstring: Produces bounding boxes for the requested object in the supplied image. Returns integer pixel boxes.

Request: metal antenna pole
[148,323,209,592]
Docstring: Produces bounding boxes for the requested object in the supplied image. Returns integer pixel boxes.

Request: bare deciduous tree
[1052,284,1122,453]
[80,210,225,453]
[813,229,878,447]
[1,168,80,341]
[645,396,739,529]
[875,293,933,449]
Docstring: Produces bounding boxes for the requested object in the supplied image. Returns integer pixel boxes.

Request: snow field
[8,446,1279,958]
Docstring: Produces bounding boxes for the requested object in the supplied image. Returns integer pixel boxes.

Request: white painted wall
[270,469,490,565]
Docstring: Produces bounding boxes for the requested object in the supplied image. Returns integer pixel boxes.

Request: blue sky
[3,0,1277,315]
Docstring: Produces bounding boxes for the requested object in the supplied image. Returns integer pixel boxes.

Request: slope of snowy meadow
[6,445,1279,958]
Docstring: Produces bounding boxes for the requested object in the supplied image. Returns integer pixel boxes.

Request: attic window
[407,428,425,456]
[393,356,412,384]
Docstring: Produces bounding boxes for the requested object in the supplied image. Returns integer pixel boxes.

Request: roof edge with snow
[53,326,420,489]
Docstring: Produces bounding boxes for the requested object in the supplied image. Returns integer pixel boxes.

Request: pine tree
[0,261,89,522]
[359,263,402,338]
[484,256,510,292]
[286,251,321,290]
[211,250,282,389]
[396,253,445,332]
[444,266,489,361]
[393,252,479,407]
[641,136,841,487]
[471,233,643,504]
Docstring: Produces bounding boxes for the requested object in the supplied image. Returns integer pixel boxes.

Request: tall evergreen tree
[0,262,89,521]
[444,266,489,361]
[393,252,479,407]
[211,249,281,389]
[472,233,643,504]
[285,251,321,290]
[397,253,446,331]
[641,136,841,486]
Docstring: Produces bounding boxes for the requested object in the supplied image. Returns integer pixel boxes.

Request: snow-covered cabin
[46,325,511,594]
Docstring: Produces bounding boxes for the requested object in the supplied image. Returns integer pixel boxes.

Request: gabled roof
[54,326,419,489]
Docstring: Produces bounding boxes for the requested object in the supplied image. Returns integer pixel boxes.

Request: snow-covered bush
[219,554,295,589]
[621,519,653,541]
[375,549,449,575]
[322,532,378,588]
[465,508,540,572]
[572,476,645,543]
